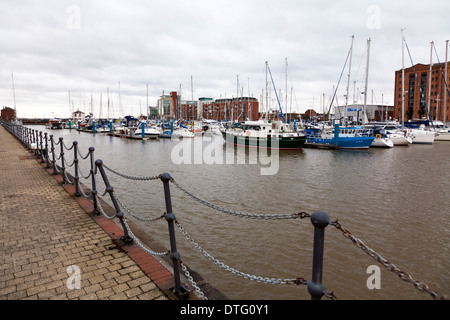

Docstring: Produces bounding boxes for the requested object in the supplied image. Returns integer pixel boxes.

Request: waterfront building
[157,94,175,121]
[1,106,16,121]
[72,109,85,123]
[334,104,394,123]
[394,62,450,122]
[157,91,259,121]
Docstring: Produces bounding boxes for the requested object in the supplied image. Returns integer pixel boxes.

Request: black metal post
[44,132,50,168]
[307,210,330,300]
[39,131,45,163]
[95,159,132,244]
[160,172,189,299]
[50,135,57,175]
[59,137,66,184]
[89,147,99,215]
[73,141,80,196]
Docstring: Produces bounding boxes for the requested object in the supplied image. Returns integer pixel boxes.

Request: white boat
[388,131,413,146]
[431,121,450,141]
[409,126,436,144]
[134,121,160,139]
[172,127,194,138]
[371,135,394,148]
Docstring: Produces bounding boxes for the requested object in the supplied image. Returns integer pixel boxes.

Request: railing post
[95,159,132,244]
[307,210,330,300]
[39,131,45,163]
[89,147,99,215]
[160,172,189,299]
[44,132,50,168]
[59,137,66,184]
[73,141,80,196]
[33,130,38,156]
[50,135,58,175]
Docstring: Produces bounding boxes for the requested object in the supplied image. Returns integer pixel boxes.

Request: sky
[1,0,449,119]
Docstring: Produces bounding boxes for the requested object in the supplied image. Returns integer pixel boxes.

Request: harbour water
[29,125,449,300]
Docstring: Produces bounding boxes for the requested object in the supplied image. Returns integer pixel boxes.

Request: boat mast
[285,57,288,122]
[444,40,448,124]
[191,76,194,121]
[345,35,354,120]
[265,61,269,119]
[428,41,434,120]
[11,73,16,112]
[401,29,405,129]
[363,38,371,127]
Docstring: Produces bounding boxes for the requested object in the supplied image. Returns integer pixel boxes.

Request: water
[29,126,449,300]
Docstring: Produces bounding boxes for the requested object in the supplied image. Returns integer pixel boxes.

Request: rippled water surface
[30,126,449,300]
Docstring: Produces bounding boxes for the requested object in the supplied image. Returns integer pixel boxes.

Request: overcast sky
[1,0,449,118]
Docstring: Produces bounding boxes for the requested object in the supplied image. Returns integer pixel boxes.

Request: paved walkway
[0,125,175,300]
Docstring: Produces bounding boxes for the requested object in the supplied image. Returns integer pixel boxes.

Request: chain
[331,220,447,300]
[171,178,310,221]
[175,220,307,287]
[77,148,90,160]
[180,262,207,300]
[102,164,161,181]
[78,165,92,179]
[62,141,74,151]
[77,180,92,198]
[114,194,165,223]
[122,219,169,257]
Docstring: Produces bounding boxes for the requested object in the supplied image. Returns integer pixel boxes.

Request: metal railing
[1,121,447,301]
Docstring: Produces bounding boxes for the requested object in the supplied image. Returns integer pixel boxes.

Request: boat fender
[246,130,251,136]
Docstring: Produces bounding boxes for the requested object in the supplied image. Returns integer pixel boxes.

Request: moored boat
[46,118,63,129]
[221,119,306,150]
[306,125,375,149]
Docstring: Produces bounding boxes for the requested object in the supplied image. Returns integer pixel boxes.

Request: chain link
[176,220,307,287]
[114,194,164,223]
[122,219,169,257]
[170,178,310,221]
[102,164,161,181]
[331,220,447,300]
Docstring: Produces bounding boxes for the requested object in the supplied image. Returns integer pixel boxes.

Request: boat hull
[411,132,435,144]
[222,132,306,150]
[306,136,375,149]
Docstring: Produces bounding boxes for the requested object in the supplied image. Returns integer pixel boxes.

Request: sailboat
[221,61,306,150]
[306,37,375,149]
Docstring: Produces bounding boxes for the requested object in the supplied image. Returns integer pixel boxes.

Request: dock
[0,125,178,300]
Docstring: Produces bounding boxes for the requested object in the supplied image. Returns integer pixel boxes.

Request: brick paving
[0,125,174,300]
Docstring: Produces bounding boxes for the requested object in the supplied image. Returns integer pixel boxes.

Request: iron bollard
[39,131,45,163]
[307,210,330,300]
[160,172,189,299]
[73,141,80,197]
[89,147,99,215]
[50,135,58,175]
[44,132,50,168]
[95,159,132,244]
[59,137,66,184]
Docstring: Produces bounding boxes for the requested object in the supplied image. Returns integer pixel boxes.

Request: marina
[15,123,449,300]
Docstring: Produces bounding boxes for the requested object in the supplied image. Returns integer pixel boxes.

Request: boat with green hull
[220,120,306,150]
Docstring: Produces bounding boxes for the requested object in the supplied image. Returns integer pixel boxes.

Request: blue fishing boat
[306,125,375,149]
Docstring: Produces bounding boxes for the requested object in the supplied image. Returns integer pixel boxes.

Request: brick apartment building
[1,106,16,121]
[157,91,259,121]
[394,62,450,122]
